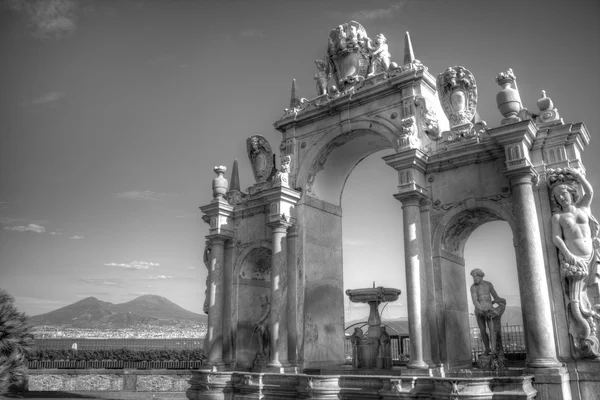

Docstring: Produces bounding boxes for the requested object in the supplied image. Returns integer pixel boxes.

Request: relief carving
[247,135,276,183]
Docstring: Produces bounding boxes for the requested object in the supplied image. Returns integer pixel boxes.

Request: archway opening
[463,221,523,362]
[341,150,405,326]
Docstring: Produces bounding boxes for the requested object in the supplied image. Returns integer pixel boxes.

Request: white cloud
[3,223,46,233]
[28,91,66,105]
[7,0,79,39]
[104,260,159,270]
[50,231,62,235]
[330,3,406,22]
[69,235,84,240]
[115,190,178,201]
[149,275,173,280]
[240,29,263,38]
[82,278,122,286]
[187,266,197,270]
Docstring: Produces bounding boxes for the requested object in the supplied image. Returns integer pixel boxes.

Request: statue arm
[371,43,388,56]
[573,169,594,208]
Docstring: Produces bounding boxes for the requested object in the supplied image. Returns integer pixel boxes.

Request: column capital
[504,165,539,187]
[267,220,292,234]
[287,224,299,237]
[394,192,429,208]
[206,234,230,245]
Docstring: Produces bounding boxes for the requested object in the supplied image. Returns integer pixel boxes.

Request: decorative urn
[495,69,522,120]
[212,166,228,199]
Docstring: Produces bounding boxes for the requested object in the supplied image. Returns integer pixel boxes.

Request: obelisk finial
[289,79,300,109]
[404,31,415,65]
[230,159,240,192]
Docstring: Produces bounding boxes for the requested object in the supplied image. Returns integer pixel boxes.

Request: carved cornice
[425,140,504,174]
[274,69,435,132]
[488,119,537,148]
[383,148,429,172]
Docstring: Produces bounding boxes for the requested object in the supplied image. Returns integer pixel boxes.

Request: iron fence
[470,325,526,362]
[33,338,204,350]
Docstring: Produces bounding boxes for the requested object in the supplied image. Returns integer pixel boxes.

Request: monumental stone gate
[193,21,599,400]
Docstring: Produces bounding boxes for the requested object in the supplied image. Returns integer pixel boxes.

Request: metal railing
[33,338,204,350]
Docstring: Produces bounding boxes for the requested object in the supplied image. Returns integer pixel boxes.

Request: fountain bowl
[345,287,401,303]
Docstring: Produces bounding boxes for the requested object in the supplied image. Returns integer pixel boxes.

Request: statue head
[376,33,387,44]
[315,60,326,71]
[470,268,485,284]
[551,184,579,210]
[336,25,345,35]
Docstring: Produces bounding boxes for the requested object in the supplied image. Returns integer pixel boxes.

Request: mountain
[28,295,207,327]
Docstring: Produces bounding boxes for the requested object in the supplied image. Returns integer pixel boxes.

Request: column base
[526,357,564,369]
[407,360,430,370]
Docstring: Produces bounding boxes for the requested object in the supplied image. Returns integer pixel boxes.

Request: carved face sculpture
[552,185,577,209]
[472,275,483,285]
[336,25,345,37]
[376,34,386,44]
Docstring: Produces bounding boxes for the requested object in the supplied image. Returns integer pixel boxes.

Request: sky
[0,0,598,322]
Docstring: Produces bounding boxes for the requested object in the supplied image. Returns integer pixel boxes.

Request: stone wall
[27,369,191,392]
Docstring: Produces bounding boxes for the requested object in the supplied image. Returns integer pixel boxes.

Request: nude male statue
[470,268,506,356]
[254,294,271,356]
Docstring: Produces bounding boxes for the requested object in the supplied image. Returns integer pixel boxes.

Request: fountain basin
[345,287,401,303]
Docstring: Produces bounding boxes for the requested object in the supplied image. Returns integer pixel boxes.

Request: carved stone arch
[432,198,517,258]
[296,118,398,206]
[234,240,272,283]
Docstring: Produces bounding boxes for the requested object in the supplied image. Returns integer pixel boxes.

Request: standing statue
[379,326,392,369]
[366,34,391,77]
[350,327,363,368]
[202,241,211,315]
[470,269,506,364]
[314,60,330,96]
[548,167,600,358]
[254,294,271,357]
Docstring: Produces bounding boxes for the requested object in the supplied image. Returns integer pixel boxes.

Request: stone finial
[226,159,244,205]
[403,31,415,65]
[495,68,522,124]
[212,166,228,199]
[289,79,301,109]
[536,90,560,124]
[229,159,240,192]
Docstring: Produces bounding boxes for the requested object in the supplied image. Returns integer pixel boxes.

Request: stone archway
[430,200,518,368]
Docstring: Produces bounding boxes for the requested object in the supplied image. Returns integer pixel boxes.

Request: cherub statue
[314,60,330,96]
[366,34,391,76]
[335,25,347,52]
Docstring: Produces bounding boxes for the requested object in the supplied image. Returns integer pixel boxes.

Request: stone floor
[1,392,186,400]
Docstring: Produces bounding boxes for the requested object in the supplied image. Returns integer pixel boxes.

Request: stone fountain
[346,285,401,370]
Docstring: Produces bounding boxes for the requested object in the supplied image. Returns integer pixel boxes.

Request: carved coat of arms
[436,66,477,129]
[246,135,275,183]
[327,21,371,88]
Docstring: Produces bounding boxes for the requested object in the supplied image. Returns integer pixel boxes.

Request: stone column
[222,240,235,365]
[206,235,227,366]
[397,193,429,369]
[508,169,562,368]
[286,224,299,365]
[267,221,291,368]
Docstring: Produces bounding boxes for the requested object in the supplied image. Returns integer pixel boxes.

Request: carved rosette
[246,135,275,183]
